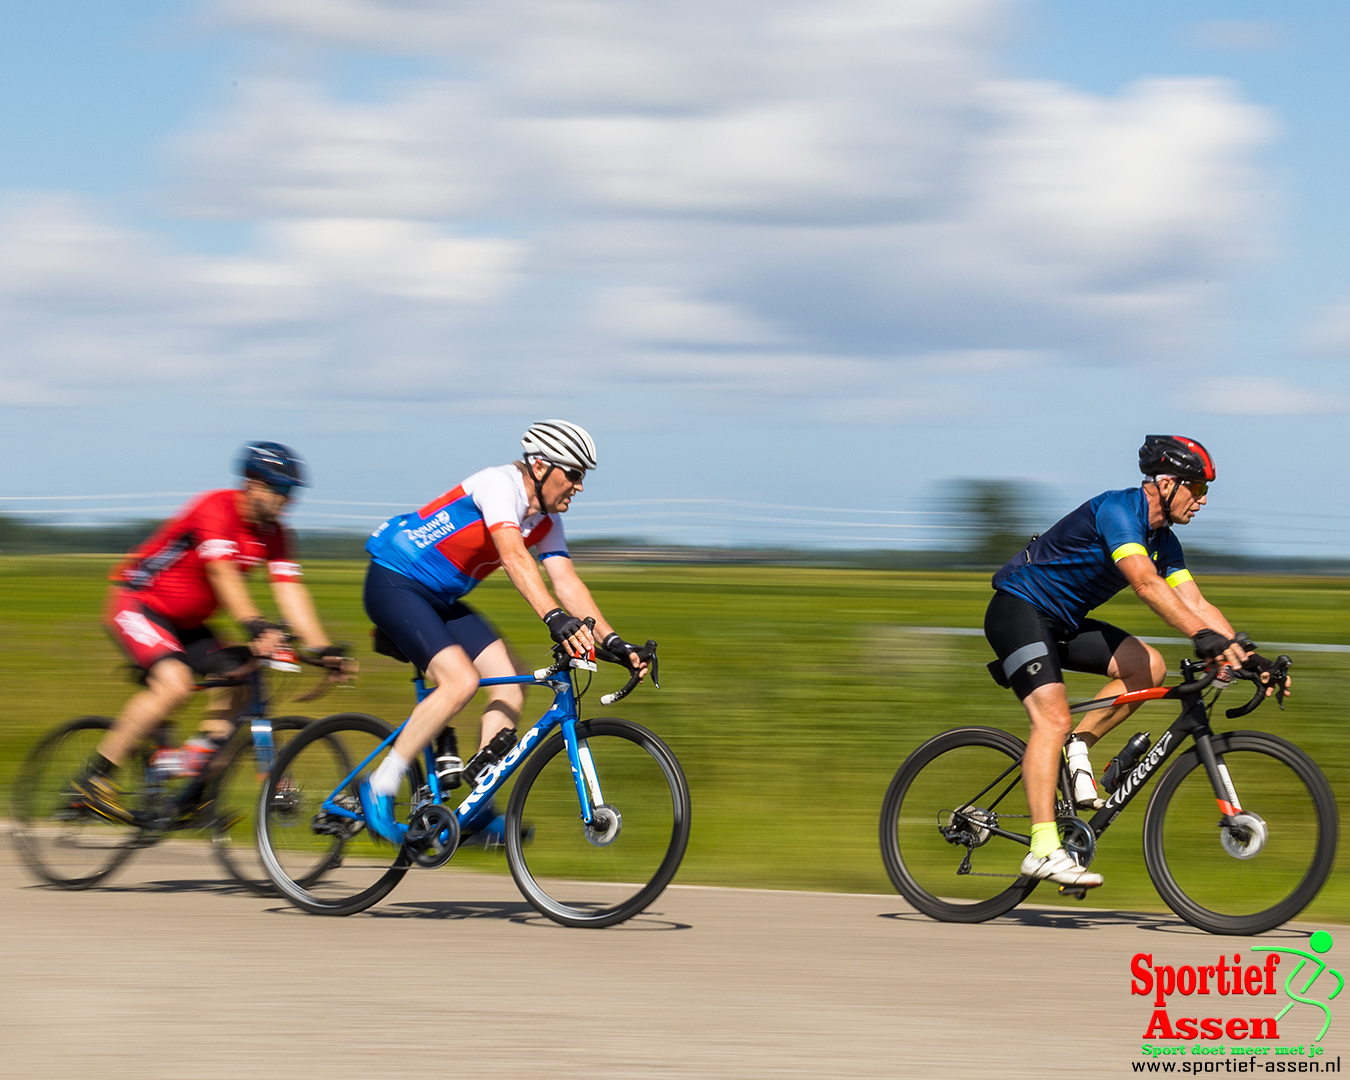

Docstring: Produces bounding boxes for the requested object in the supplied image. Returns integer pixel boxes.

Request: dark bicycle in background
[11,641,349,895]
[880,646,1338,935]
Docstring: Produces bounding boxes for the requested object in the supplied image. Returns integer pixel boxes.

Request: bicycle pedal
[1058,885,1088,900]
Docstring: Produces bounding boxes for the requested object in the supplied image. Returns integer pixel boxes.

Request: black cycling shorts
[983,590,1132,700]
[363,562,501,672]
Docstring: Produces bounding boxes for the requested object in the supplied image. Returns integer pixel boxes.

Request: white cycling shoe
[1021,848,1104,888]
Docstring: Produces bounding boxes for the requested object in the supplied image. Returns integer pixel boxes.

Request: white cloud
[1199,378,1346,416]
[0,0,1278,409]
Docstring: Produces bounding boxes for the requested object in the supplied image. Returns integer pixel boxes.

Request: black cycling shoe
[70,774,137,825]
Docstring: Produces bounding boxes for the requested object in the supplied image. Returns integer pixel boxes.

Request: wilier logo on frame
[1133,932,1342,1045]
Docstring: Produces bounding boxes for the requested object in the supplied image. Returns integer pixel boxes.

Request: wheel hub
[942,805,994,847]
[1220,812,1268,859]
[585,803,622,847]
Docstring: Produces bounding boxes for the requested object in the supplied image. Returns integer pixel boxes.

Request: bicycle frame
[317,664,605,831]
[956,679,1246,850]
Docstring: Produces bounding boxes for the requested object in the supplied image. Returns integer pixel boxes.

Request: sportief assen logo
[1131,933,1342,1072]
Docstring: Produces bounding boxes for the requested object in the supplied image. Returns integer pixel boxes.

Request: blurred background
[2,1,1348,916]
[2,0,1350,557]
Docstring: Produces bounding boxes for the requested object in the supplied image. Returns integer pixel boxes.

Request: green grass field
[1,556,1345,919]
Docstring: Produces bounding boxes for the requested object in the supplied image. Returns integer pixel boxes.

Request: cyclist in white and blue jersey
[359,420,651,845]
[983,436,1281,889]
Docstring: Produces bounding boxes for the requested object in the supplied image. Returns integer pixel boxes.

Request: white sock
[369,750,411,797]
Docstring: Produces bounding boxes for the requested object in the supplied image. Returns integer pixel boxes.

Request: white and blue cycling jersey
[365,465,569,600]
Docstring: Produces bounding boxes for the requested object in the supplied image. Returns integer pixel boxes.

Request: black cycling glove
[1241,652,1276,677]
[242,617,284,641]
[600,633,643,668]
[1191,628,1234,660]
[542,608,584,645]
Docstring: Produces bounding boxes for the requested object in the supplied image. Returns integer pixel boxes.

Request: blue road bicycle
[256,632,690,927]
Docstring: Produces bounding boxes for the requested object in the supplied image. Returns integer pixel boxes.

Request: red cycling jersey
[109,489,301,627]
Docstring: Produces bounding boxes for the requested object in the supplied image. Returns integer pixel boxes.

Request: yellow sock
[1030,822,1060,858]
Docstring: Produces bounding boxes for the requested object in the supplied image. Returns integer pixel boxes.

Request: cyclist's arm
[544,555,648,677]
[205,557,269,627]
[1117,555,1247,666]
[1168,578,1236,638]
[270,580,331,650]
[491,527,595,653]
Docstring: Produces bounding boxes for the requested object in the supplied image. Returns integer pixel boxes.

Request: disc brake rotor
[1220,811,1268,859]
[585,803,622,847]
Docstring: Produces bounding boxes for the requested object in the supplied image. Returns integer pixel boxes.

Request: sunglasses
[1182,480,1208,498]
[266,482,295,498]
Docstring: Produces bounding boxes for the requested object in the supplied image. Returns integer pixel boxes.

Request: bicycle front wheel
[506,718,690,928]
[880,726,1039,923]
[257,712,413,916]
[1144,731,1338,935]
[10,717,146,890]
[211,716,332,896]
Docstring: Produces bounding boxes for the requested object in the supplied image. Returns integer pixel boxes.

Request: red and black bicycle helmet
[1138,435,1216,483]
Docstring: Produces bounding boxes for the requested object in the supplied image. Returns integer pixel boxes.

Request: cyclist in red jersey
[75,443,353,824]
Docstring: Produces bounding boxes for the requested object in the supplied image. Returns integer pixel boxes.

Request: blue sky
[2,0,1348,555]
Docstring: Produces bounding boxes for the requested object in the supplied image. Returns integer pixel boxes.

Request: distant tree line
[3,487,1348,575]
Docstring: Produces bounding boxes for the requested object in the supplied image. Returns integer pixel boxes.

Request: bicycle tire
[880,726,1039,923]
[257,712,413,916]
[1143,730,1338,935]
[211,715,334,896]
[10,716,147,890]
[505,718,690,928]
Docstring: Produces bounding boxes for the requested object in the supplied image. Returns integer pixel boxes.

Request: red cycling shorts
[104,589,220,674]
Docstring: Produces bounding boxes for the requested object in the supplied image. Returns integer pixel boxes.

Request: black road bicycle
[11,645,349,895]
[880,650,1338,935]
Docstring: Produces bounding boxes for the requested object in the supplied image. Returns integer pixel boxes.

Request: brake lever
[1273,654,1292,710]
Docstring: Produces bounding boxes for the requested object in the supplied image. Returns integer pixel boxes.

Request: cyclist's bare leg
[1071,637,1166,747]
[389,644,480,761]
[199,683,249,742]
[98,657,196,766]
[1020,682,1073,823]
[471,639,525,750]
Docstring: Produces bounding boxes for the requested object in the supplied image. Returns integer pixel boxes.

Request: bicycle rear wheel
[211,716,336,896]
[505,718,690,928]
[1144,731,1338,935]
[880,726,1039,923]
[257,712,413,915]
[10,717,148,889]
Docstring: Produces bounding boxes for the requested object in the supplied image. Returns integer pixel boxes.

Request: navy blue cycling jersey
[991,486,1189,631]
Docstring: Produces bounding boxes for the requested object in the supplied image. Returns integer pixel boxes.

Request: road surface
[0,838,1340,1079]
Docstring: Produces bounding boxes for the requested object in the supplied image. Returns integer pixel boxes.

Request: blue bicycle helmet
[238,442,308,489]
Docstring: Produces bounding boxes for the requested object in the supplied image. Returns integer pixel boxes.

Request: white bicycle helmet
[521,420,598,472]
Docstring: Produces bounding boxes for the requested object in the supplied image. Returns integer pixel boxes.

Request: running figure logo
[1251,931,1343,1043]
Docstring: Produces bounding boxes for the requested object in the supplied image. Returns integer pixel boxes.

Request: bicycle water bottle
[434,728,463,790]
[148,746,182,779]
[1101,732,1151,794]
[463,727,518,786]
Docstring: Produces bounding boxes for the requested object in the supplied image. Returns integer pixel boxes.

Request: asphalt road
[0,839,1341,1080]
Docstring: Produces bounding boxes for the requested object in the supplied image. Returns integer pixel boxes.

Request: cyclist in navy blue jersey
[983,436,1282,889]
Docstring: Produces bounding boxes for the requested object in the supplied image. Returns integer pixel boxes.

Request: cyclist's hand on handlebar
[543,608,594,658]
[305,643,359,681]
[242,618,286,658]
[1241,651,1293,699]
[600,632,650,680]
